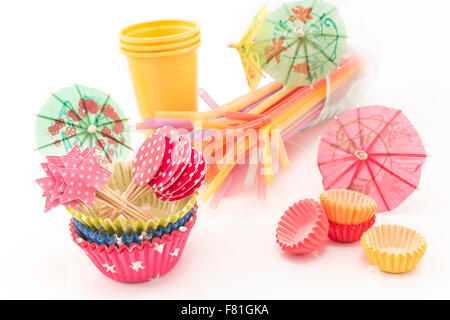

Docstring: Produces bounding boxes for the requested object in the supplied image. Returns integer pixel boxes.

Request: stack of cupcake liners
[68,160,200,282]
[320,189,377,243]
[71,211,197,283]
[72,204,197,247]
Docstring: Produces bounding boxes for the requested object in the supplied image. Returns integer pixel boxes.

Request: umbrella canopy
[317,106,427,213]
[254,0,346,86]
[35,84,132,163]
[229,5,268,91]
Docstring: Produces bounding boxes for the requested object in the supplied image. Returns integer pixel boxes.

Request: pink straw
[244,148,258,189]
[282,105,323,140]
[257,162,266,199]
[209,164,240,209]
[240,86,282,113]
[198,88,221,110]
[145,118,192,128]
[223,164,248,197]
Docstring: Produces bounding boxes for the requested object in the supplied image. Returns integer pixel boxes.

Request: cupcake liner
[320,189,377,225]
[361,224,427,274]
[276,199,329,254]
[71,212,197,283]
[73,205,196,247]
[68,161,197,235]
[328,215,376,243]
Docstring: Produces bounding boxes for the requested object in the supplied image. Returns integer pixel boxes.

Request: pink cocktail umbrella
[317,106,427,213]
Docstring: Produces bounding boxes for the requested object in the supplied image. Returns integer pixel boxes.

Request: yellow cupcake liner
[67,161,198,236]
[320,189,377,225]
[361,224,427,274]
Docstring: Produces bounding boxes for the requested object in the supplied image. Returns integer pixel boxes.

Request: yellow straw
[155,82,283,120]
[202,57,365,201]
[247,86,297,115]
[273,128,290,170]
[260,128,274,185]
[200,163,235,202]
[261,62,364,182]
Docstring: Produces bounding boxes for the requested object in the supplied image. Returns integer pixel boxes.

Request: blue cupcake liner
[72,207,195,247]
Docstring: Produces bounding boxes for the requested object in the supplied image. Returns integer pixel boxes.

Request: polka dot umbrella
[35,84,132,163]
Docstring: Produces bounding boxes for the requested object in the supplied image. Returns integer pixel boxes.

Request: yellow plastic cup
[120,20,200,45]
[120,32,200,52]
[119,20,201,120]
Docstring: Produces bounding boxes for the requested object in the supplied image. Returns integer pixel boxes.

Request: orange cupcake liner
[361,224,427,274]
[320,189,377,225]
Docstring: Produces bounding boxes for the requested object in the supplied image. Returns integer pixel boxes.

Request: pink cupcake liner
[70,213,197,283]
[328,215,376,243]
[276,199,329,254]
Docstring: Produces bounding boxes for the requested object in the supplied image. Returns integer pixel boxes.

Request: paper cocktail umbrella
[154,134,192,193]
[228,5,268,91]
[36,145,151,221]
[99,127,205,220]
[317,106,427,213]
[254,0,346,86]
[35,84,132,163]
[159,148,206,197]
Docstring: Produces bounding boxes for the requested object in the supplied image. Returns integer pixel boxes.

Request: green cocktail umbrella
[35,84,132,163]
[254,0,346,86]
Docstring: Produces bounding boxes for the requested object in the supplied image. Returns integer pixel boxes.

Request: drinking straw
[145,118,192,127]
[257,162,266,200]
[270,134,280,176]
[209,166,235,209]
[236,57,363,184]
[239,86,283,112]
[244,148,259,189]
[260,128,274,185]
[200,163,235,202]
[198,88,221,110]
[154,82,283,120]
[282,105,323,140]
[224,163,248,197]
[261,59,364,182]
[205,57,362,197]
[225,111,265,121]
[272,128,290,170]
[247,86,297,115]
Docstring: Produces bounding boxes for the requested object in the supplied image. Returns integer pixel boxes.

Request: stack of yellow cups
[119,20,201,121]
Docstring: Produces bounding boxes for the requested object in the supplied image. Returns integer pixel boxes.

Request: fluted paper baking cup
[328,215,376,243]
[320,189,377,225]
[276,199,329,254]
[73,205,196,247]
[68,161,197,235]
[71,212,196,282]
[361,224,427,274]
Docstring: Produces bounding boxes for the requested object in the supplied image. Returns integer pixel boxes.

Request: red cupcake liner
[328,215,376,243]
[276,199,329,255]
[70,212,197,283]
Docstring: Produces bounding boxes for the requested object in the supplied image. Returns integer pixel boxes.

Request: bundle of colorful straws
[136,51,373,207]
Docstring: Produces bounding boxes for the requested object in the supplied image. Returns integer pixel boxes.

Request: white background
[0,0,449,299]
